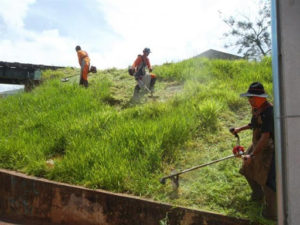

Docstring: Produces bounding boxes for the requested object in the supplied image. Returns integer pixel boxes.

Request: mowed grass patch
[0,57,274,224]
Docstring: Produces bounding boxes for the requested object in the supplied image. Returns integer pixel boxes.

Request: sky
[0,0,262,70]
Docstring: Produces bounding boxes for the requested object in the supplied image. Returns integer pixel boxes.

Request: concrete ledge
[0,169,255,225]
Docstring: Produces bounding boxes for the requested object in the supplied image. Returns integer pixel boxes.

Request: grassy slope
[0,58,274,224]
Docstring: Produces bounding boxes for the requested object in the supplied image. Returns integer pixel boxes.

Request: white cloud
[0,29,76,66]
[0,0,36,29]
[0,0,77,66]
[95,0,260,68]
[0,0,262,69]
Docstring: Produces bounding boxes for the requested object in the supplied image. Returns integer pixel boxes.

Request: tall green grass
[0,57,274,224]
[0,77,199,192]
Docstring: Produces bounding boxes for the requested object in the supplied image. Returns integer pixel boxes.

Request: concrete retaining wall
[0,169,254,225]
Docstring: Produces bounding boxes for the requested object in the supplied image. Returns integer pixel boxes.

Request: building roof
[195,49,243,60]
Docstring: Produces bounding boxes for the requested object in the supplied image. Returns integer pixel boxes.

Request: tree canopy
[221,2,271,59]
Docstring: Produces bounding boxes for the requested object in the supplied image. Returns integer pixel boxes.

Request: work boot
[262,185,277,221]
[262,208,277,221]
[133,85,141,98]
[79,78,88,88]
[150,87,154,95]
[149,77,156,90]
[250,192,264,202]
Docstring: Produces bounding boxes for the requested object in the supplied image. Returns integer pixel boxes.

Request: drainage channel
[0,169,256,225]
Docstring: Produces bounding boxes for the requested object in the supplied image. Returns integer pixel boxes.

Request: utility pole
[271,0,300,224]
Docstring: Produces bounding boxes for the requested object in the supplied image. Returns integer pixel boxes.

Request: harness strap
[135,55,146,77]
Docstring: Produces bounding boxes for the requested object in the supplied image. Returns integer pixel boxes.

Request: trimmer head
[159,130,242,190]
[170,175,179,189]
[160,178,166,185]
[160,170,180,189]
[61,77,70,82]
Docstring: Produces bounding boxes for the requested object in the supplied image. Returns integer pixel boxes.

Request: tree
[221,2,271,59]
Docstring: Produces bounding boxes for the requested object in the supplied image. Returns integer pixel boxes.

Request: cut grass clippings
[0,57,274,224]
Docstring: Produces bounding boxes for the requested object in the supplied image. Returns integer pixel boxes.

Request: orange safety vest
[77,50,90,66]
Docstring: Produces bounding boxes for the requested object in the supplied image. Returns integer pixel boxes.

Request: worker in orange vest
[75,45,90,87]
[131,48,156,97]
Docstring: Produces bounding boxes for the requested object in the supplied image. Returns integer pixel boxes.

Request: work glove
[232,145,245,157]
[128,67,135,76]
[229,127,239,136]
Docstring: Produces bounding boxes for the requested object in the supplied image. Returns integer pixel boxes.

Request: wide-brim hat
[240,82,269,98]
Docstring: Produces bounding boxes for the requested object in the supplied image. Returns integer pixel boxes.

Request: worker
[231,82,276,220]
[75,45,90,87]
[131,48,156,97]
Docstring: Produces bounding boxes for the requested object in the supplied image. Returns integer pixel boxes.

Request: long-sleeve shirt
[132,55,151,70]
[77,50,90,66]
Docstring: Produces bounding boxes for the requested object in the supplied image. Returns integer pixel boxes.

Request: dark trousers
[134,76,156,97]
[150,77,156,91]
[245,176,277,219]
[80,77,88,88]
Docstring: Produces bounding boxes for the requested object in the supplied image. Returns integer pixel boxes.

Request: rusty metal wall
[0,169,254,225]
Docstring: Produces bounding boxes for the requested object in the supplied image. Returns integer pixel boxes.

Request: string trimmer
[137,79,152,94]
[159,128,244,188]
[61,66,97,82]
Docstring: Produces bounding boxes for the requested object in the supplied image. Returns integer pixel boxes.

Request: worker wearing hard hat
[231,82,276,220]
[75,45,90,88]
[131,48,156,97]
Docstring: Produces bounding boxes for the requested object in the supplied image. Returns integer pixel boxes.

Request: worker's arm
[132,56,142,70]
[233,124,251,134]
[77,51,83,66]
[77,51,89,66]
[146,58,152,72]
